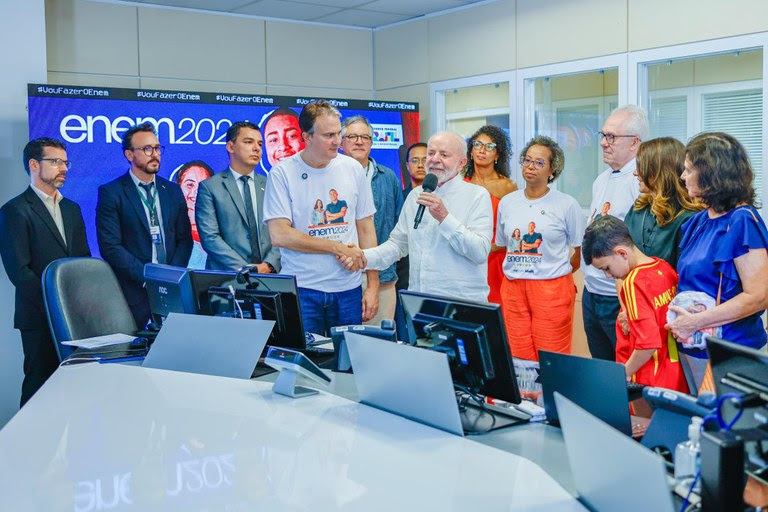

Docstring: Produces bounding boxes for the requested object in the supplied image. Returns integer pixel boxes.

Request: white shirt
[582,158,640,295]
[30,184,66,245]
[364,177,492,303]
[496,188,584,280]
[263,153,376,292]
[229,167,261,222]
[129,171,165,264]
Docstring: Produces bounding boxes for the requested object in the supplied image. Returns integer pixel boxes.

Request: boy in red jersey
[582,215,688,392]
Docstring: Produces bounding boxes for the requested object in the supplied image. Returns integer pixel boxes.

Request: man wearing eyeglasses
[340,116,403,325]
[581,105,648,361]
[0,138,91,406]
[97,122,192,328]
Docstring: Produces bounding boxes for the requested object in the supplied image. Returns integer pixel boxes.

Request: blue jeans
[298,286,362,337]
[581,288,620,361]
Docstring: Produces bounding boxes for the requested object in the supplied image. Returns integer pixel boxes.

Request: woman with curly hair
[463,125,517,303]
[495,136,584,360]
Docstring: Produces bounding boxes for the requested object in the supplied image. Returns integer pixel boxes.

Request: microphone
[414,173,438,230]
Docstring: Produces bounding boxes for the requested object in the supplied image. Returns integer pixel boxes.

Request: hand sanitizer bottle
[674,416,703,494]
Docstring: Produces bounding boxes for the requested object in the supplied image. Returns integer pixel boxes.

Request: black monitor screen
[400,290,520,404]
[144,263,197,321]
[190,270,305,350]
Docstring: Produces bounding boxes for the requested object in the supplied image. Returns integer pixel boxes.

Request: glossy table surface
[0,364,585,511]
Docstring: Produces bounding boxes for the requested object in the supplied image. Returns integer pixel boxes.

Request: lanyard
[138,183,159,223]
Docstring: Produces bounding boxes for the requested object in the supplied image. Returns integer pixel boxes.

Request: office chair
[42,257,138,361]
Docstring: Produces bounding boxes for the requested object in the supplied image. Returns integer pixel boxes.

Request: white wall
[0,0,48,424]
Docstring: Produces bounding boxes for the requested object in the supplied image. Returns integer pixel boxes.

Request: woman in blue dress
[667,133,768,382]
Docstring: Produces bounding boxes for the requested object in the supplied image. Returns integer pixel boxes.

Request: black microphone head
[422,173,438,193]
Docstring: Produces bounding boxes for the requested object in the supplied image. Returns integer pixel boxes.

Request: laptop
[142,312,274,379]
[555,392,675,512]
[344,332,464,436]
[539,351,649,437]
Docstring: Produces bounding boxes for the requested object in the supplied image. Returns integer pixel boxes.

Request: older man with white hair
[361,131,493,303]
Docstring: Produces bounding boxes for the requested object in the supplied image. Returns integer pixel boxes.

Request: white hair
[609,105,650,141]
[428,131,467,156]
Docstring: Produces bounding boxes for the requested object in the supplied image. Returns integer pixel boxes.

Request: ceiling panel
[234,0,340,20]
[312,9,411,27]
[121,0,485,28]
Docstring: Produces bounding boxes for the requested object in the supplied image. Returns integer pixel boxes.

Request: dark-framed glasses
[38,158,72,170]
[131,145,166,156]
[472,140,497,151]
[597,132,637,145]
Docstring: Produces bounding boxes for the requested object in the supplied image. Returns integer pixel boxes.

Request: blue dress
[677,206,768,353]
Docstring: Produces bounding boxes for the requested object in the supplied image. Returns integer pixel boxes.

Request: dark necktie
[239,175,262,263]
[138,182,167,265]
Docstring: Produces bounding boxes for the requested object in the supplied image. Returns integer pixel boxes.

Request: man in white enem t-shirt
[264,100,379,336]
[581,105,648,361]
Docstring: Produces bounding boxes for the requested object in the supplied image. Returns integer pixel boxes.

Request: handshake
[336,243,367,272]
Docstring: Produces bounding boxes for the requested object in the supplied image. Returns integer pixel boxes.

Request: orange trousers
[500,273,576,361]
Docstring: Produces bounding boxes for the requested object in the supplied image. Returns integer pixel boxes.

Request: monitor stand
[459,400,530,434]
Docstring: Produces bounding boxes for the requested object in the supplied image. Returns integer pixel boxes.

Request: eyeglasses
[520,157,548,170]
[37,158,72,170]
[597,132,637,145]
[343,134,372,143]
[131,145,166,156]
[471,140,497,151]
[409,157,427,165]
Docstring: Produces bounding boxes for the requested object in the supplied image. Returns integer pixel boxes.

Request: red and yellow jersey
[616,257,688,392]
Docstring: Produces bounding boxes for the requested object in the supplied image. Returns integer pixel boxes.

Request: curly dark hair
[463,125,510,179]
[685,132,757,213]
[519,135,565,183]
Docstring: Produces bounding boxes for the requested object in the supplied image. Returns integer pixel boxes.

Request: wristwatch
[265,262,276,274]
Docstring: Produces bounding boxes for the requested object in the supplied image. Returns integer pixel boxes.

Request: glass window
[645,49,763,192]
[443,82,510,140]
[525,69,618,208]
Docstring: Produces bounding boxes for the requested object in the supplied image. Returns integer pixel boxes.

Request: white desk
[0,364,584,511]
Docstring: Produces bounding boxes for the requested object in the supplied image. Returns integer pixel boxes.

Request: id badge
[150,225,162,244]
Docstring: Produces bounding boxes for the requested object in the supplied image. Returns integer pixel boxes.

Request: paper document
[61,333,136,349]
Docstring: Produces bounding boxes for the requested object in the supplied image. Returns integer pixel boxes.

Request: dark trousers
[581,288,621,361]
[128,298,151,331]
[19,328,59,407]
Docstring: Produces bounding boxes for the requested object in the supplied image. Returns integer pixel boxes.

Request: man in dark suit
[196,121,280,273]
[97,123,192,328]
[0,138,91,406]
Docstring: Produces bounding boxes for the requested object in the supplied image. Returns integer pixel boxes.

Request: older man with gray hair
[340,115,403,324]
[582,104,649,361]
[361,131,493,303]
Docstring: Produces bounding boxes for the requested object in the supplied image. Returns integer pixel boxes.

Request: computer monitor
[399,290,521,405]
[144,263,198,325]
[189,270,306,350]
[708,337,768,483]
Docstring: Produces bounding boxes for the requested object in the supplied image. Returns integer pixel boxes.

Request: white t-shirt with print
[581,158,640,296]
[496,188,585,280]
[263,153,376,292]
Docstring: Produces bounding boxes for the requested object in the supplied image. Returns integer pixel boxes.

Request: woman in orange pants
[496,136,585,361]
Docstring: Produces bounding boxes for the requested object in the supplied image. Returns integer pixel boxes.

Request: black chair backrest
[42,257,137,361]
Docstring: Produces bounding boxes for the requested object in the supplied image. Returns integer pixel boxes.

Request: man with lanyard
[581,105,648,360]
[97,122,192,328]
[340,115,403,324]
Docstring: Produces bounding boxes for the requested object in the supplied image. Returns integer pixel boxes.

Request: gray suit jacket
[195,169,280,272]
